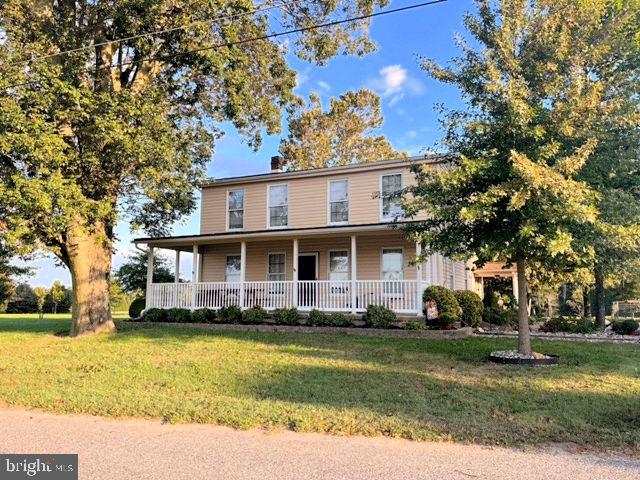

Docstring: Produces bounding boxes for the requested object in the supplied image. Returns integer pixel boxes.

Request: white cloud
[317,80,331,91]
[367,64,425,107]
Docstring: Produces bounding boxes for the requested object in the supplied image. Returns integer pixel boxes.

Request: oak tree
[0,0,387,335]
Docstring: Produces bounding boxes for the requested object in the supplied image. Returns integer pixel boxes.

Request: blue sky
[21,0,472,287]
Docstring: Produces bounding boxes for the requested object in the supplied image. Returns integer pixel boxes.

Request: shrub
[166,308,192,323]
[142,308,166,322]
[483,306,518,326]
[218,305,242,324]
[423,285,460,329]
[540,316,597,334]
[192,308,216,324]
[454,290,483,327]
[273,307,299,325]
[428,312,457,330]
[128,298,146,319]
[327,313,352,327]
[242,305,268,324]
[306,309,328,326]
[612,319,639,335]
[403,320,425,331]
[362,304,396,328]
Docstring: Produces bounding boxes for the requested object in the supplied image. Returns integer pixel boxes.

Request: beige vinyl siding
[199,232,419,282]
[200,164,427,234]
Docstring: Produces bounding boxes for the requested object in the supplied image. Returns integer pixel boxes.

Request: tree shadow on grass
[228,361,640,450]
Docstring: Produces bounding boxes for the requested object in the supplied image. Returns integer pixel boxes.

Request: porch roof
[133,221,415,251]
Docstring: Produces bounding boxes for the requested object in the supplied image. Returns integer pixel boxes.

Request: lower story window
[382,248,403,295]
[329,250,349,295]
[268,253,286,282]
[225,255,241,283]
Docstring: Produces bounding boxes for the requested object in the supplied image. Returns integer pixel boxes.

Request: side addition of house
[134,156,482,316]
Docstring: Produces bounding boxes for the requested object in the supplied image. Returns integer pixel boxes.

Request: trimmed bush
[128,298,146,319]
[142,308,166,322]
[192,308,216,324]
[327,312,352,327]
[362,304,396,328]
[242,305,268,324]
[166,308,192,323]
[403,320,425,330]
[218,305,242,324]
[273,307,299,326]
[540,316,596,334]
[483,306,518,326]
[612,319,639,335]
[454,290,483,327]
[423,285,460,328]
[306,309,328,326]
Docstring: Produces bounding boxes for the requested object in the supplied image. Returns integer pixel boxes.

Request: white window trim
[226,188,244,231]
[379,172,404,222]
[380,247,405,298]
[266,252,287,282]
[267,183,289,229]
[225,254,242,283]
[327,178,349,226]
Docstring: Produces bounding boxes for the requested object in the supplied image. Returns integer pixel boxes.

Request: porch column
[145,246,154,310]
[430,253,438,286]
[174,250,180,283]
[240,241,246,309]
[512,271,519,302]
[415,242,423,317]
[292,238,299,308]
[191,244,199,309]
[351,235,357,315]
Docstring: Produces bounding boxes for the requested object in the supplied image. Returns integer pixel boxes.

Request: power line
[2,1,285,69]
[1,0,448,91]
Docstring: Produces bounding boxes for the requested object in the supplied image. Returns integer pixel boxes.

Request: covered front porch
[136,225,473,316]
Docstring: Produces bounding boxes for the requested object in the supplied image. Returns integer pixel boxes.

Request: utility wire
[2,1,285,68]
[1,0,448,91]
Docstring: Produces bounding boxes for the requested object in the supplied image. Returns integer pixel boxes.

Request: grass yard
[0,314,638,453]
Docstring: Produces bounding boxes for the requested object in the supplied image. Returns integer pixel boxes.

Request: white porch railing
[147,280,421,315]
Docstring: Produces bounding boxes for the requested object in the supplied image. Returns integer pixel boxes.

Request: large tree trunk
[582,286,590,318]
[594,264,606,331]
[516,258,531,356]
[65,220,116,337]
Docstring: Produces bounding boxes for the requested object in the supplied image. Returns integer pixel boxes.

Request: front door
[298,254,317,307]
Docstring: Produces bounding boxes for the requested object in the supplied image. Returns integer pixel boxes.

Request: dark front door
[298,255,317,306]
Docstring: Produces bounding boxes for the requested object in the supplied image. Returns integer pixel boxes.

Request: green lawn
[0,315,638,452]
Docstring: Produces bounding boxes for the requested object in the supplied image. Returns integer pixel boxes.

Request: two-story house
[134,155,485,317]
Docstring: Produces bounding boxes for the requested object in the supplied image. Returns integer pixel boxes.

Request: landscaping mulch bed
[125,321,474,339]
[478,330,640,344]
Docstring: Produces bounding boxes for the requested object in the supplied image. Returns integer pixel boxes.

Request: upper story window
[328,179,349,224]
[225,255,241,283]
[227,190,244,230]
[380,173,403,221]
[268,184,288,228]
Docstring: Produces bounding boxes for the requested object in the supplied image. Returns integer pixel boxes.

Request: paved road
[1,408,638,480]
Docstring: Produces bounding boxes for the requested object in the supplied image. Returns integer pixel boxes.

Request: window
[225,255,241,283]
[328,180,349,224]
[268,184,288,227]
[329,251,349,281]
[268,253,286,282]
[380,173,403,220]
[228,190,244,229]
[382,248,403,295]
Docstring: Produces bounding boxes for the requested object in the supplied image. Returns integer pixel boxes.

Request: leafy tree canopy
[0,0,387,335]
[279,89,405,170]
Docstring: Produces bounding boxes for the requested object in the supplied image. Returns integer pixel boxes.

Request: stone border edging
[478,331,640,344]
[124,321,474,339]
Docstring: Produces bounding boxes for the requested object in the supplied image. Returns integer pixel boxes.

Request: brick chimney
[271,155,284,173]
